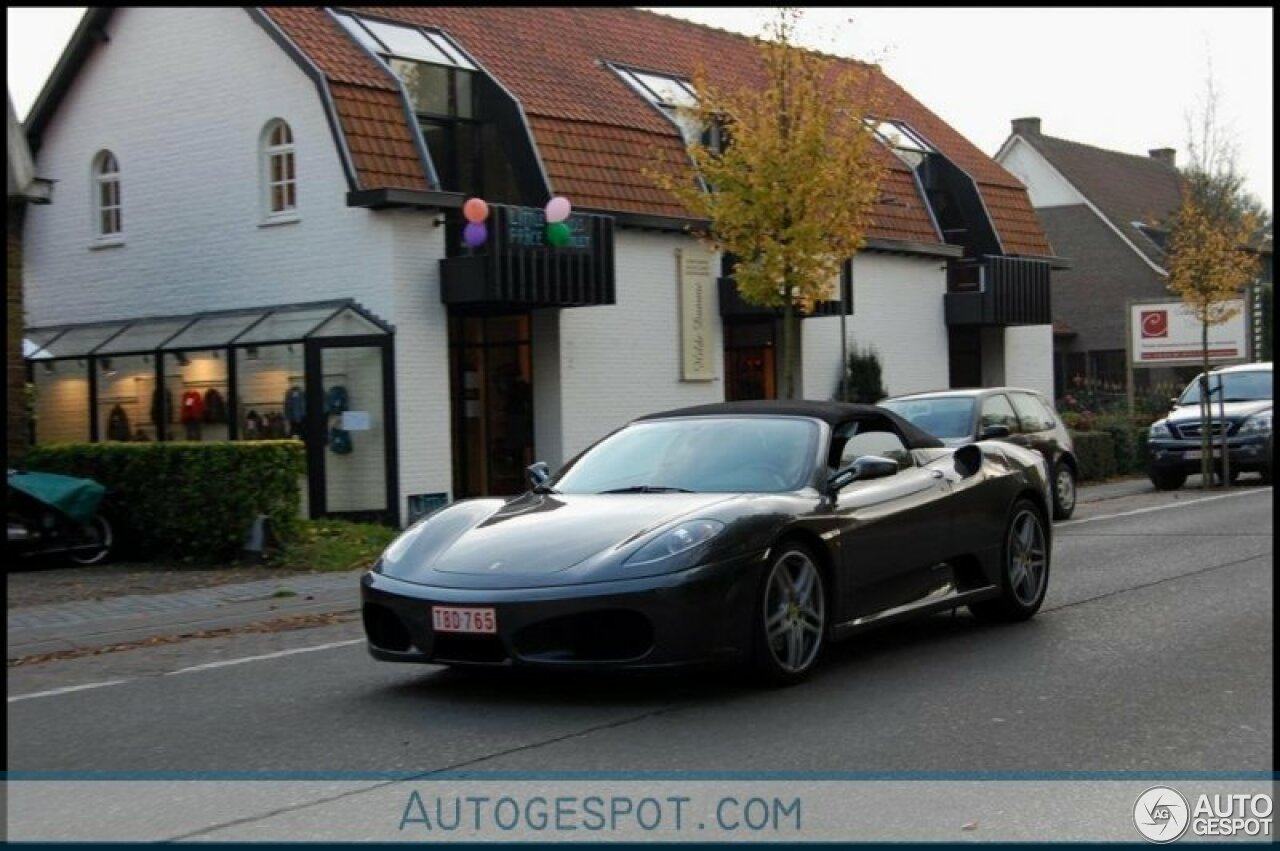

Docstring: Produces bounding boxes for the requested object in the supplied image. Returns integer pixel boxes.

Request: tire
[1051,461,1076,520]
[969,500,1049,623]
[750,542,827,685]
[67,514,113,566]
[1149,469,1187,491]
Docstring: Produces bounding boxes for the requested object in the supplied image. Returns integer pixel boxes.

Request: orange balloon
[463,197,489,223]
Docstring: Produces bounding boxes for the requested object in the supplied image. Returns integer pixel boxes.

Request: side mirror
[980,424,1011,440]
[526,461,551,489]
[826,455,899,496]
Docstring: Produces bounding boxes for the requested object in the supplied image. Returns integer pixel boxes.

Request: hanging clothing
[284,386,306,425]
[180,390,205,424]
[107,404,132,442]
[203,388,227,424]
[324,384,350,416]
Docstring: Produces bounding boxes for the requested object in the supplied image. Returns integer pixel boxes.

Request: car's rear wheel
[1051,461,1076,520]
[751,543,826,685]
[1149,468,1187,491]
[67,514,113,566]
[969,500,1049,623]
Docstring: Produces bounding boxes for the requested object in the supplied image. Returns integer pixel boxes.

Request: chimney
[1148,148,1176,168]
[1011,117,1041,137]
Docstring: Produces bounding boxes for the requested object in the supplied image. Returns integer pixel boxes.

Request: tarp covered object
[7,470,105,524]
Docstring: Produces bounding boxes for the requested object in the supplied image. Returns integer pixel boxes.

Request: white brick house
[21,7,1057,525]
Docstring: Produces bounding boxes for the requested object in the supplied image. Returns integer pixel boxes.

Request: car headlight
[1239,411,1272,435]
[1149,421,1172,439]
[624,519,725,567]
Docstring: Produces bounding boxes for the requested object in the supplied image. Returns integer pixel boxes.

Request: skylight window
[332,12,477,70]
[611,66,704,144]
[868,119,936,170]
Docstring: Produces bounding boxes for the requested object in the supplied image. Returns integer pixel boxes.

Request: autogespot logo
[1134,786,1190,843]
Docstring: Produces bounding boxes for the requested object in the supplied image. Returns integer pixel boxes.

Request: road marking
[1060,488,1269,528]
[164,639,365,676]
[10,639,367,702]
[8,679,131,703]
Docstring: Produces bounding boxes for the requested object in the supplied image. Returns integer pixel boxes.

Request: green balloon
[546,222,571,247]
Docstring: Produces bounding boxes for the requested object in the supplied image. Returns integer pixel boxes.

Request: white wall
[389,212,452,523]
[553,231,725,461]
[996,137,1084,210]
[23,7,395,326]
[1003,325,1055,399]
[803,252,951,399]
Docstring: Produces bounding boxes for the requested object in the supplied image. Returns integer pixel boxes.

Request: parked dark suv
[1146,362,1272,490]
[881,387,1078,520]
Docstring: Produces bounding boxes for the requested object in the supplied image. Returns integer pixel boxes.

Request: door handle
[930,469,945,479]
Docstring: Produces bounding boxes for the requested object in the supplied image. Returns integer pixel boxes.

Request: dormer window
[611,65,713,148]
[331,11,519,197]
[868,119,936,170]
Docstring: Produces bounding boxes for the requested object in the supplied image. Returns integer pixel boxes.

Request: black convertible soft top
[638,400,944,450]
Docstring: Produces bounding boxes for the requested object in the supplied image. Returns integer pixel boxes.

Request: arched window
[93,150,122,237]
[261,119,296,217]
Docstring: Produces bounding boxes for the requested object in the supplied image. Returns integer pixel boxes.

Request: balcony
[440,204,616,309]
[944,255,1051,327]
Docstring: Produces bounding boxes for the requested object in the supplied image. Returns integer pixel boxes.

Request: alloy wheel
[763,549,825,674]
[1006,509,1047,607]
[1055,466,1076,515]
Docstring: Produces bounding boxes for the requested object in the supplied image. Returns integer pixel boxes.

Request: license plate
[432,606,497,634]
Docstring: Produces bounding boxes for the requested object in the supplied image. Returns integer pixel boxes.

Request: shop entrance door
[307,340,395,523]
[724,319,777,400]
[449,314,534,498]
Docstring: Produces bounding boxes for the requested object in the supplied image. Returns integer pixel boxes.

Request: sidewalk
[7,477,1157,661]
[7,570,365,660]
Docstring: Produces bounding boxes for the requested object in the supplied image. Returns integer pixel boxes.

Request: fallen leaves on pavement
[8,611,358,668]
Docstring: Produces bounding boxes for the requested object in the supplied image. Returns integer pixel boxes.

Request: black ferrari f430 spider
[362,400,1053,684]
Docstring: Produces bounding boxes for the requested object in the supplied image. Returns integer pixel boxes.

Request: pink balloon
[463,222,487,248]
[544,196,572,224]
[463,197,489,224]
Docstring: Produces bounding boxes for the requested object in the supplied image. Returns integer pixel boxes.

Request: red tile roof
[264,6,1050,255]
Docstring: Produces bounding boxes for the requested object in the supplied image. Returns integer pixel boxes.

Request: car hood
[378,491,738,589]
[1164,399,1271,424]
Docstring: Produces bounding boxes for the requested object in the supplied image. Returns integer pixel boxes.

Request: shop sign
[678,247,717,381]
[1130,299,1247,366]
[506,208,591,250]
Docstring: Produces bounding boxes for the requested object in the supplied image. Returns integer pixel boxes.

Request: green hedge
[21,441,306,563]
[1070,431,1118,482]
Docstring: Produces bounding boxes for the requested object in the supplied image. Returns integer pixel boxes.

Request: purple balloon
[463,222,487,248]
[545,196,572,224]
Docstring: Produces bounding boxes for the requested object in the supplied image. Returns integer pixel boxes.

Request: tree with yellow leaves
[1163,73,1262,487]
[648,9,887,399]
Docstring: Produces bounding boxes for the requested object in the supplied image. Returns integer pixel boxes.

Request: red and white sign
[1130,300,1247,366]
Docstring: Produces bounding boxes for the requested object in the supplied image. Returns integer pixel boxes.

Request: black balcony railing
[440,204,615,309]
[944,255,1051,326]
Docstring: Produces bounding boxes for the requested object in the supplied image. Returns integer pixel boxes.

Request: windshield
[551,416,819,494]
[1178,370,1273,405]
[879,397,976,440]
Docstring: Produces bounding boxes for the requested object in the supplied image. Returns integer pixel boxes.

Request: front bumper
[1147,433,1272,474]
[361,552,764,670]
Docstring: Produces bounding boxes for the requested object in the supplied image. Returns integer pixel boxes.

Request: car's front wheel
[970,500,1049,623]
[1051,461,1076,520]
[751,542,826,685]
[1149,468,1187,491]
[67,513,113,566]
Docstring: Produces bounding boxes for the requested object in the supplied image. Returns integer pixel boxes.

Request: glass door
[449,314,534,498]
[312,342,392,522]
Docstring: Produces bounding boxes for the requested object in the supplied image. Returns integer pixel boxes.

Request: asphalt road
[8,482,1271,778]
